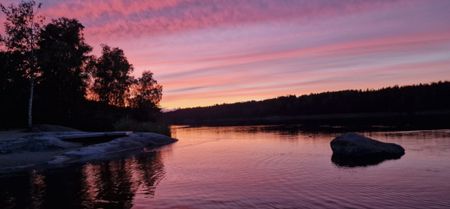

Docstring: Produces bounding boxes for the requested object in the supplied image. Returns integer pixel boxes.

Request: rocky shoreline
[0,129,177,174]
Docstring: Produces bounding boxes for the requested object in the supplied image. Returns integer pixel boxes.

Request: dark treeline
[0,1,162,130]
[166,82,450,129]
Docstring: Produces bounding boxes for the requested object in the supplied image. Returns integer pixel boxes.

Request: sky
[2,0,450,109]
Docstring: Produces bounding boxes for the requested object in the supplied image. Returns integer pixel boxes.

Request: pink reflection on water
[1,127,450,209]
[145,126,450,209]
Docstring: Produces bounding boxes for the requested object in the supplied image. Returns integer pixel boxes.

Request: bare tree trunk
[28,78,34,130]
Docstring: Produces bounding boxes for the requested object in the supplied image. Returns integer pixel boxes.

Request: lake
[1,126,450,209]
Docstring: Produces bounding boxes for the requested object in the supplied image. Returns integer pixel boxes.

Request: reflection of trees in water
[0,173,32,209]
[30,171,47,209]
[0,151,164,209]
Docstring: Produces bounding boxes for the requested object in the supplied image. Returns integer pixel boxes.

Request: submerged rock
[330,133,405,167]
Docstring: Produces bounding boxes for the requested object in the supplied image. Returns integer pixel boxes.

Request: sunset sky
[2,0,450,109]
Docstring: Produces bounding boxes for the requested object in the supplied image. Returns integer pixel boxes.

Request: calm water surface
[1,126,450,209]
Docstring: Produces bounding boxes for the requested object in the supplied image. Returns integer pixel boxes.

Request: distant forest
[0,1,162,130]
[166,82,450,129]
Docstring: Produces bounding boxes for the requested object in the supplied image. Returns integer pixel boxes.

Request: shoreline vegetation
[0,1,175,174]
[166,82,450,131]
[170,111,450,131]
[0,1,166,133]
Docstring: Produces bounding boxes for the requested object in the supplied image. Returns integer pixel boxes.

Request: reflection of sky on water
[1,127,450,209]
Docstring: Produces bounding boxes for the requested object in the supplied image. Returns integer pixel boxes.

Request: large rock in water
[330,133,405,167]
[331,133,405,157]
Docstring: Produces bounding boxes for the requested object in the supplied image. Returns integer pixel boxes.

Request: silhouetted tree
[1,2,164,130]
[36,17,92,122]
[0,51,29,127]
[128,71,162,121]
[0,0,44,129]
[92,45,134,107]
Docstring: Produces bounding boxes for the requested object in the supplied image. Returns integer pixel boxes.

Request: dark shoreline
[0,131,177,174]
[169,111,450,132]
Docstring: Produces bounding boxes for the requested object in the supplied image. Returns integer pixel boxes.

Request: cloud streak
[39,0,404,40]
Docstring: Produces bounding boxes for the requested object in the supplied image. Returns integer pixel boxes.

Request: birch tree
[0,1,44,129]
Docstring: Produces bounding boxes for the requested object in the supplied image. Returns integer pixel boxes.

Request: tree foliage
[0,0,43,78]
[0,1,43,53]
[128,71,163,121]
[129,71,162,107]
[35,17,93,122]
[1,0,44,128]
[92,45,135,107]
[0,1,163,130]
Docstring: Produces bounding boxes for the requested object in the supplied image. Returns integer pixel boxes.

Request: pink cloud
[38,0,406,42]
[156,30,450,82]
